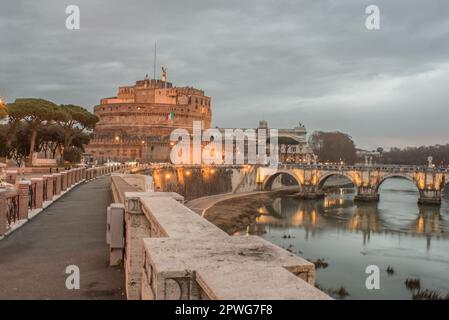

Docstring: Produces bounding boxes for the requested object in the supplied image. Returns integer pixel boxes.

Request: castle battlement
[99,79,210,107]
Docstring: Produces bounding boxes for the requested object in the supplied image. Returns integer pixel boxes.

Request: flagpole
[153,42,157,80]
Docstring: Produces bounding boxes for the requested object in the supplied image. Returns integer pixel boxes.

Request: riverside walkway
[0,176,124,299]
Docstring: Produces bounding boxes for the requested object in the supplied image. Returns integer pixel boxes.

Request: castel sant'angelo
[86,69,212,163]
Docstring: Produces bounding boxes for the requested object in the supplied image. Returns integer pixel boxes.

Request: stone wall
[142,165,259,201]
[111,175,331,300]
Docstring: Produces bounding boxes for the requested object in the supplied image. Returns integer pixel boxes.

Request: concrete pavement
[0,176,124,299]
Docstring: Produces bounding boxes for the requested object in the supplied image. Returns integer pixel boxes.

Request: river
[211,178,449,300]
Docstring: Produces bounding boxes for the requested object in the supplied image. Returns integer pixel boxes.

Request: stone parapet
[18,181,30,220]
[141,236,324,300]
[119,182,328,300]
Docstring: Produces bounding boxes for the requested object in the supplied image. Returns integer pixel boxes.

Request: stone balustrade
[0,164,121,239]
[111,174,330,300]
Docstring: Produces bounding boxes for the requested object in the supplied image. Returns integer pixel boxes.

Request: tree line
[380,145,449,166]
[308,130,449,166]
[0,98,98,165]
[308,131,358,164]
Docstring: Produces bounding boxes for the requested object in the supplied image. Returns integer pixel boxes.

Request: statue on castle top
[162,66,167,82]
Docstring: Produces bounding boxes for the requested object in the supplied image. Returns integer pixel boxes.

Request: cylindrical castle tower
[86,75,212,163]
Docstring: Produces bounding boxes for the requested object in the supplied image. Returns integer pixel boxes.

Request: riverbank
[200,192,284,235]
[196,176,353,235]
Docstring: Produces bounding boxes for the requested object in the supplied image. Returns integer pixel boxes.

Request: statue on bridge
[427,156,433,168]
[364,155,374,167]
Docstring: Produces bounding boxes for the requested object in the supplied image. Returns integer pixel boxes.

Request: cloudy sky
[1,0,449,150]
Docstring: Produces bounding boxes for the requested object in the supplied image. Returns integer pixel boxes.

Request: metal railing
[28,182,37,210]
[43,179,48,202]
[52,177,57,196]
[6,194,20,228]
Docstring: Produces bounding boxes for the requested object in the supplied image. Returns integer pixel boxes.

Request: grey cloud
[1,0,449,150]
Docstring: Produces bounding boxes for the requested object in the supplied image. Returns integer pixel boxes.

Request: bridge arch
[375,174,418,192]
[262,171,302,191]
[316,173,356,191]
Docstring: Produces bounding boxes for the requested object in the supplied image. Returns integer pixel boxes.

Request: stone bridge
[257,164,449,205]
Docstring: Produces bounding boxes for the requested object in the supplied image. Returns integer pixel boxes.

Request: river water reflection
[250,178,449,299]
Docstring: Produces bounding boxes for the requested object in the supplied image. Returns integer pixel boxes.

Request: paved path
[0,176,124,300]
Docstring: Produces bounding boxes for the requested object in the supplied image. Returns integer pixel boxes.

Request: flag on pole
[167,111,174,121]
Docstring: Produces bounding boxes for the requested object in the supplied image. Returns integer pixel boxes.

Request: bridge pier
[418,189,441,206]
[354,187,379,203]
[295,184,324,200]
[296,191,325,200]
